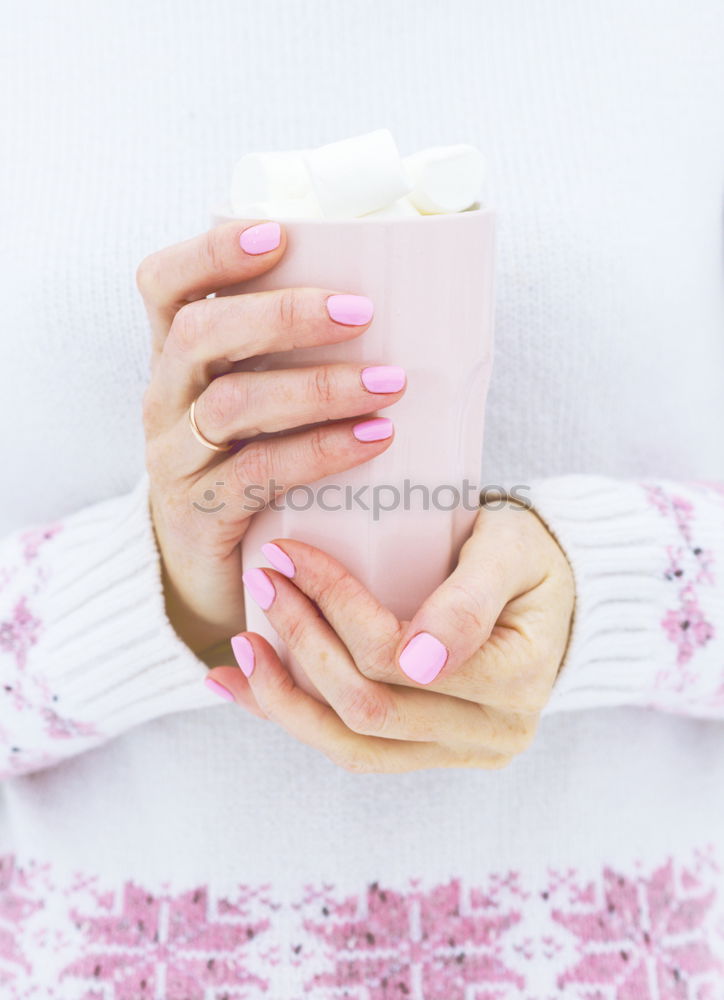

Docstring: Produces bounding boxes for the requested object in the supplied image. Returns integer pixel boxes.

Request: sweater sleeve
[527,475,724,719]
[0,474,220,778]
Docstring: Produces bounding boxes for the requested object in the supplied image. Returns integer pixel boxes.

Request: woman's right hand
[135,220,406,662]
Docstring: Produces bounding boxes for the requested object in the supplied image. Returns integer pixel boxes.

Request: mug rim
[210,202,492,224]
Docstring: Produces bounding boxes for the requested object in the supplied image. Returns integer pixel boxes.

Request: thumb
[395,506,540,686]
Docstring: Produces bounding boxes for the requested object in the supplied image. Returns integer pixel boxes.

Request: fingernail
[231,634,255,677]
[239,221,281,255]
[399,632,449,685]
[204,676,235,702]
[361,365,406,393]
[242,567,276,610]
[326,294,375,326]
[261,542,296,578]
[353,417,393,442]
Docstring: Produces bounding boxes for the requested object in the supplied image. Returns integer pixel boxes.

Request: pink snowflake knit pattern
[60,882,272,999]
[550,854,723,998]
[293,875,526,998]
[0,849,722,998]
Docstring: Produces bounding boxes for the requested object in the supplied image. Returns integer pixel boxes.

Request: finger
[230,632,511,773]
[255,536,545,710]
[136,219,287,360]
[242,567,521,750]
[392,504,551,687]
[186,417,396,548]
[204,665,269,720]
[166,362,406,471]
[148,286,376,426]
[257,536,402,666]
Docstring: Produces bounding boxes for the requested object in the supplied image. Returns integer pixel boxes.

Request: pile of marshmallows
[229,128,486,221]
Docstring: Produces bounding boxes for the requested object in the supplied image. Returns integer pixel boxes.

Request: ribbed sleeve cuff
[527,475,666,716]
[33,474,220,738]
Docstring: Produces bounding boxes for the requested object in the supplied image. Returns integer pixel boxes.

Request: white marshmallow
[403,144,485,214]
[230,197,323,220]
[303,129,412,219]
[360,196,420,219]
[230,151,312,215]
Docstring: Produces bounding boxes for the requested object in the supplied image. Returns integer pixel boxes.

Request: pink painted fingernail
[261,542,296,578]
[326,294,375,326]
[231,635,255,677]
[239,221,281,255]
[399,632,449,684]
[361,365,406,393]
[352,417,393,442]
[242,568,276,610]
[204,676,235,702]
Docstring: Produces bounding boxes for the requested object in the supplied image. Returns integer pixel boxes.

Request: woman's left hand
[209,501,575,772]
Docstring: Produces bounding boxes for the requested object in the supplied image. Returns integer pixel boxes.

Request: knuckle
[280,613,309,654]
[199,378,246,437]
[337,686,391,736]
[170,300,207,356]
[199,229,226,276]
[232,441,272,494]
[355,626,398,681]
[277,287,299,331]
[315,564,357,608]
[446,584,494,641]
[504,721,537,755]
[311,366,335,407]
[308,426,335,467]
[135,252,163,300]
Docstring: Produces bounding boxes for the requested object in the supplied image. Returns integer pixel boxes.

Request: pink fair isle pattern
[59,882,272,999]
[643,485,717,695]
[293,875,526,998]
[0,519,102,777]
[0,850,722,998]
[550,855,724,998]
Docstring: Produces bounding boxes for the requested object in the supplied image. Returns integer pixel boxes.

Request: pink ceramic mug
[211,206,496,701]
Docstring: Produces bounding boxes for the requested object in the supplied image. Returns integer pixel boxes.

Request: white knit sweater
[1,2,724,997]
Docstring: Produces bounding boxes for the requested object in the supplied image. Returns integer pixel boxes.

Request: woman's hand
[136,220,406,659]
[209,500,575,771]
